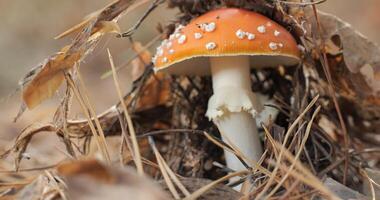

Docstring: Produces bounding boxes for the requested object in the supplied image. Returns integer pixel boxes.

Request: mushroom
[153,8,300,171]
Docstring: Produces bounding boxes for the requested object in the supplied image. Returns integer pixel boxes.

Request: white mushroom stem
[207,56,263,171]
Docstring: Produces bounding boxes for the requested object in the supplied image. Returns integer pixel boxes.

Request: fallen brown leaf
[20,0,135,111]
[57,159,169,200]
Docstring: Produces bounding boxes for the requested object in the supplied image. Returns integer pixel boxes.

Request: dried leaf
[115,41,172,111]
[55,0,149,39]
[130,42,152,80]
[20,0,135,110]
[133,73,171,111]
[22,46,80,109]
[308,10,380,99]
[16,175,59,200]
[57,159,169,200]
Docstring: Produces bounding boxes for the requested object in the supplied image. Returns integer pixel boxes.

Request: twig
[76,68,112,163]
[108,49,144,175]
[149,137,191,198]
[256,95,319,199]
[266,106,321,198]
[101,35,160,79]
[148,137,180,199]
[64,72,111,164]
[273,143,339,200]
[361,169,376,200]
[310,2,350,184]
[120,0,164,37]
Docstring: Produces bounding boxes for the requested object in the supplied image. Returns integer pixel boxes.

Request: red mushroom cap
[153,8,301,75]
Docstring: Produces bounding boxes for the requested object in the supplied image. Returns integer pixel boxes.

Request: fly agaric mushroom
[153,8,300,171]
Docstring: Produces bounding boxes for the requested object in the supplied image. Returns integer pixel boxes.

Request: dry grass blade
[55,0,150,39]
[265,106,321,198]
[361,169,376,200]
[183,170,249,200]
[273,142,339,200]
[310,3,350,184]
[64,73,111,164]
[262,125,279,158]
[101,35,160,79]
[44,171,68,200]
[108,49,144,175]
[75,69,112,163]
[256,95,319,199]
[148,137,180,199]
[157,150,190,197]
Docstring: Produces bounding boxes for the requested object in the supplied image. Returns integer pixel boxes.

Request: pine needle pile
[1,0,379,199]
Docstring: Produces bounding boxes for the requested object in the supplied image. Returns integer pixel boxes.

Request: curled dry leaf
[132,73,171,112]
[19,0,136,111]
[130,42,152,80]
[57,159,169,200]
[21,46,81,109]
[127,41,172,112]
[307,10,380,103]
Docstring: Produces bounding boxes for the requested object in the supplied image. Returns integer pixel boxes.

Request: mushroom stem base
[215,111,263,171]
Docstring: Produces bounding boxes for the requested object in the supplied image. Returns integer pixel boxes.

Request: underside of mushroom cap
[153,8,301,75]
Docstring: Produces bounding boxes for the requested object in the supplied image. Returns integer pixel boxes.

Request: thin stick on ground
[361,169,376,200]
[76,68,112,163]
[107,49,144,175]
[310,3,350,184]
[155,143,190,197]
[148,137,180,199]
[64,72,111,164]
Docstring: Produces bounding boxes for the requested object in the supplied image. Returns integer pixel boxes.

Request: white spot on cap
[175,24,184,32]
[257,25,266,33]
[247,33,255,40]
[161,39,168,47]
[266,22,272,27]
[178,35,187,44]
[278,43,283,48]
[168,49,174,54]
[169,34,175,40]
[166,41,173,48]
[194,32,202,39]
[274,30,281,37]
[162,57,168,63]
[269,42,278,50]
[205,42,217,50]
[236,29,245,39]
[175,33,181,38]
[157,48,164,56]
[205,22,216,32]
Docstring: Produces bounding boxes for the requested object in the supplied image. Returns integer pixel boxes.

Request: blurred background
[0,0,379,167]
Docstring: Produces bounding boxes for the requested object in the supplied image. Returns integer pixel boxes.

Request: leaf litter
[1,0,380,199]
